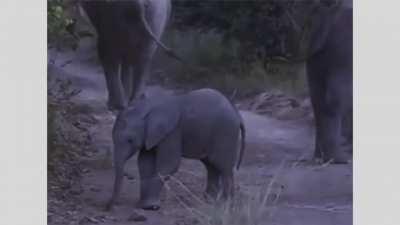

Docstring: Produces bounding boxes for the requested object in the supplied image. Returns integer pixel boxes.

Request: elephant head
[112,99,180,156]
[107,99,181,210]
[268,0,351,62]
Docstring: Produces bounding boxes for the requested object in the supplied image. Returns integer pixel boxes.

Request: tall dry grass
[159,164,285,225]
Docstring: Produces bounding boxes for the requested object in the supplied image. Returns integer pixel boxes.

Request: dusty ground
[48,41,352,225]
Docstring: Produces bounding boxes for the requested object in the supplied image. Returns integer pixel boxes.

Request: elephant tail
[137,0,185,63]
[236,121,246,170]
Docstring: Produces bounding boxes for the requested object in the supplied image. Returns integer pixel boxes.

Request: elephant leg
[130,62,149,101]
[306,67,325,160]
[103,62,126,111]
[105,147,134,211]
[313,110,324,159]
[220,170,234,201]
[121,61,133,105]
[155,128,182,177]
[131,67,144,102]
[311,89,348,163]
[137,150,162,210]
[201,159,220,200]
[97,44,126,111]
[342,110,353,153]
[130,46,157,102]
[320,71,351,163]
[206,124,238,200]
[318,111,348,163]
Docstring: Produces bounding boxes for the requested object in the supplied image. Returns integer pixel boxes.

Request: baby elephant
[106,88,246,211]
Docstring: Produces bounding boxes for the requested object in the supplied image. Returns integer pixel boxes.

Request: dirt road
[50,43,352,225]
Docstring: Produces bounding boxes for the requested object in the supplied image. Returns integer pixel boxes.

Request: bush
[156,30,307,98]
[48,0,82,50]
[47,64,95,193]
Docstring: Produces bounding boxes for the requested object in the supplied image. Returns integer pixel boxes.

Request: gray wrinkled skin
[81,0,171,111]
[107,89,246,211]
[306,4,353,163]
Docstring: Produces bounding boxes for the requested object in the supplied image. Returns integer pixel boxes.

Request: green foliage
[47,0,74,46]
[171,0,343,61]
[172,0,286,59]
[157,30,307,98]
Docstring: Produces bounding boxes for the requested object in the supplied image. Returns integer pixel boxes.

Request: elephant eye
[128,139,134,144]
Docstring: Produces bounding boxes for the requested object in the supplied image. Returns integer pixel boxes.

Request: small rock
[128,211,147,222]
[94,215,107,223]
[81,168,91,174]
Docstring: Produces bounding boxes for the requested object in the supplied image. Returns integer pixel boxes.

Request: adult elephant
[285,2,353,163]
[81,0,177,111]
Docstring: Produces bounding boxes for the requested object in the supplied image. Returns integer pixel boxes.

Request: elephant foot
[313,149,322,160]
[141,205,160,211]
[128,92,147,105]
[137,199,161,211]
[138,201,160,211]
[107,101,126,113]
[322,151,351,164]
[105,200,115,212]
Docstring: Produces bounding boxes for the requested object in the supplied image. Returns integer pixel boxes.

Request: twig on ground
[284,203,352,213]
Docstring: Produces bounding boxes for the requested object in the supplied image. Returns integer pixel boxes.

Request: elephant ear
[144,104,180,150]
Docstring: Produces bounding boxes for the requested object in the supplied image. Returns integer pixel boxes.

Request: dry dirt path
[49,43,352,225]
